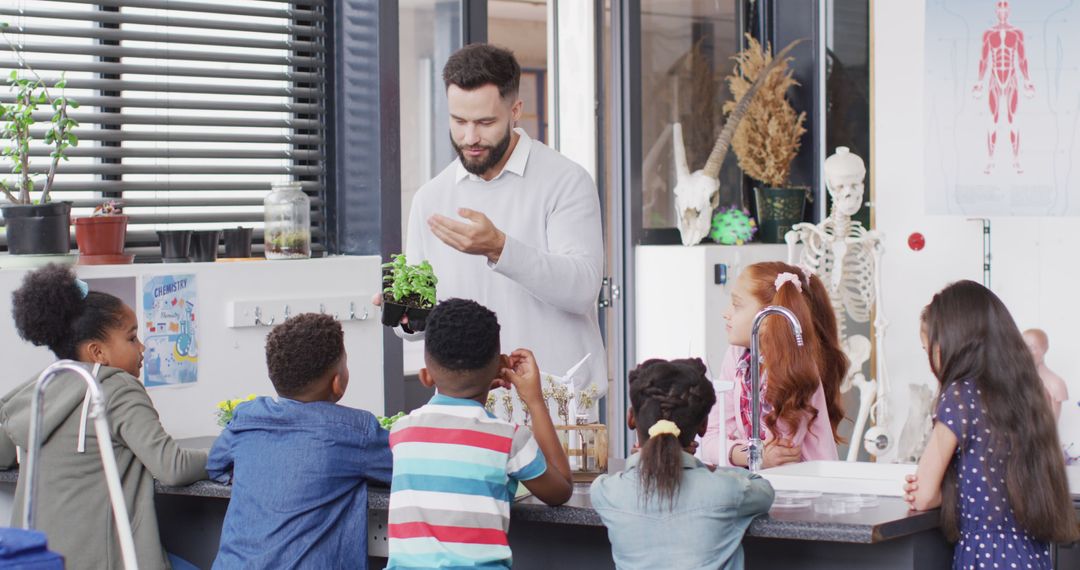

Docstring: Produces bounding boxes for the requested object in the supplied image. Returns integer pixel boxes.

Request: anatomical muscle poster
[924,0,1080,216]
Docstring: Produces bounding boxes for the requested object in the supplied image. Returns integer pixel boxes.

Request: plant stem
[18,90,29,204]
[3,26,62,204]
[41,100,66,203]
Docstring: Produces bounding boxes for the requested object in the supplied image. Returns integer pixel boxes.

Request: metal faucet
[748,306,805,473]
[23,360,140,569]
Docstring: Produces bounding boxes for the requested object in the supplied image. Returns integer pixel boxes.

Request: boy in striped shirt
[387,298,573,569]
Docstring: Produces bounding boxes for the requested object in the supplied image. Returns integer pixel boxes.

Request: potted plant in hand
[724,35,808,243]
[1,23,80,255]
[74,200,132,265]
[381,253,438,332]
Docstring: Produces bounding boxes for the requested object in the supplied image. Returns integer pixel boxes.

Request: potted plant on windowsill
[1,22,80,255]
[74,200,133,265]
[723,35,808,244]
[381,253,438,332]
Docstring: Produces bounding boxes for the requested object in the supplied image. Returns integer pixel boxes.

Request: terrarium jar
[263,182,311,260]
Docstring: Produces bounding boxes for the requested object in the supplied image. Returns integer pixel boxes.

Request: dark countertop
[0,466,941,544]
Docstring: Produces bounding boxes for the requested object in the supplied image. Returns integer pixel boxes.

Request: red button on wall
[908,232,925,251]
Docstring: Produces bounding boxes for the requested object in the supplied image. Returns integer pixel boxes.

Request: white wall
[874,1,1080,460]
[0,256,385,439]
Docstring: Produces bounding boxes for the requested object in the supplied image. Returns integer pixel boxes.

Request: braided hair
[629,358,716,508]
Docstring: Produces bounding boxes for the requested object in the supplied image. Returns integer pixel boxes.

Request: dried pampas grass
[723,35,807,188]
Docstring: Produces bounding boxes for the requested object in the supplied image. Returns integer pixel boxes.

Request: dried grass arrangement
[723,35,807,188]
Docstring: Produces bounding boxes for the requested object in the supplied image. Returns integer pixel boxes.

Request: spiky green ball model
[710,206,757,245]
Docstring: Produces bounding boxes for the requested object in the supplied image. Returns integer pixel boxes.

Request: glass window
[826,0,870,227]
[0,0,326,258]
[640,0,743,232]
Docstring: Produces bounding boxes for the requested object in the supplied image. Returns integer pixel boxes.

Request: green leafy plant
[1,22,79,205]
[377,411,406,430]
[381,253,437,309]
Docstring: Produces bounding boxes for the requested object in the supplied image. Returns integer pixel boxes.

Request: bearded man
[393,43,607,397]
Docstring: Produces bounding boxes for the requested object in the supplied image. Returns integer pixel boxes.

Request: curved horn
[702,39,805,179]
[672,122,690,182]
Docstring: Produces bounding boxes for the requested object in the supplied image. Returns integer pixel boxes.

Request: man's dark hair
[443,43,521,99]
[424,299,501,396]
[265,313,344,398]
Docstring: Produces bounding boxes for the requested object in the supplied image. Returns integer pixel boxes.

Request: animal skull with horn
[673,40,803,246]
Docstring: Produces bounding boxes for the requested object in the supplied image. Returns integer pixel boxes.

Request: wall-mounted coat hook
[254,306,274,327]
[229,296,373,329]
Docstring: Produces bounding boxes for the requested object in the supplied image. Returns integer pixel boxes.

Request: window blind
[0,0,327,258]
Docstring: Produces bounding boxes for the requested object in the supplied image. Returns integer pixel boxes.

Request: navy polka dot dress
[935,379,1051,570]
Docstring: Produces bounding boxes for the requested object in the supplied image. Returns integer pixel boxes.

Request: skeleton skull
[824,147,866,218]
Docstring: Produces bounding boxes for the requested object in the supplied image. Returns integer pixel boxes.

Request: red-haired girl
[700,262,845,467]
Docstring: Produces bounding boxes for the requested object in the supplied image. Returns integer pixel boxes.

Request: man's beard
[452,126,513,176]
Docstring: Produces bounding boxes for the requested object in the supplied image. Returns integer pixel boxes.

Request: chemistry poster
[142,274,199,388]
[924,0,1080,216]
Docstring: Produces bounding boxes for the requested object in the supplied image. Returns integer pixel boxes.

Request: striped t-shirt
[386,393,547,569]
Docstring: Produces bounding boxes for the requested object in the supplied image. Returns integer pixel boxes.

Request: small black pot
[405,306,433,332]
[189,230,221,262]
[1,202,72,255]
[381,300,407,328]
[157,230,192,263]
[222,227,253,258]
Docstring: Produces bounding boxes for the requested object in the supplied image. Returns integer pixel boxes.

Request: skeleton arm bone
[786,223,828,265]
[868,235,889,428]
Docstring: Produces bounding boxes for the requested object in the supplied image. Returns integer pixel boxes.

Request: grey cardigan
[0,364,207,570]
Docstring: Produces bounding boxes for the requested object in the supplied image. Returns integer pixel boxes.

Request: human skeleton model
[785,147,890,460]
[973,0,1034,174]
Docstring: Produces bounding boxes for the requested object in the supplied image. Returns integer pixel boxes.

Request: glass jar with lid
[263,181,311,259]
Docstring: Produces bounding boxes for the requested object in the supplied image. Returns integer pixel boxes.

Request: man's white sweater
[403,129,607,395]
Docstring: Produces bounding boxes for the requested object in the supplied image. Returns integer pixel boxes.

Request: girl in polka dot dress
[902,281,1078,570]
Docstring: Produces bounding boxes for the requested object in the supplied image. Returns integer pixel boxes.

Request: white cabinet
[635,244,790,375]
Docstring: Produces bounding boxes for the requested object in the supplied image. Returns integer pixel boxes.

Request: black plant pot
[157,230,192,263]
[1,202,72,255]
[405,306,433,332]
[222,227,253,258]
[189,230,221,262]
[381,300,407,327]
[753,186,809,244]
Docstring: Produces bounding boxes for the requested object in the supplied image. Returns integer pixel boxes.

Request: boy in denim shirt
[208,313,393,569]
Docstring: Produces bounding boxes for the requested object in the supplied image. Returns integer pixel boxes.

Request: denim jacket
[208,397,393,569]
[590,452,774,570]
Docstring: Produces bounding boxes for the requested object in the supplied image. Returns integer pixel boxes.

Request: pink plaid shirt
[701,346,838,467]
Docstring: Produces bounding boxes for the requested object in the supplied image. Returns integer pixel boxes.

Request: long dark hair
[11,264,125,360]
[629,358,716,508]
[923,281,1078,543]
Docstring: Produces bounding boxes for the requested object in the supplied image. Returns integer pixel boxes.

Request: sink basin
[759,462,1080,500]
[759,461,915,497]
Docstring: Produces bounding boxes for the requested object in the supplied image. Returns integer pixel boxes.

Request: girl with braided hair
[700,261,845,468]
[591,358,774,570]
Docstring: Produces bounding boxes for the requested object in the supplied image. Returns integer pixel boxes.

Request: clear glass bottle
[263,181,311,260]
[576,414,594,472]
